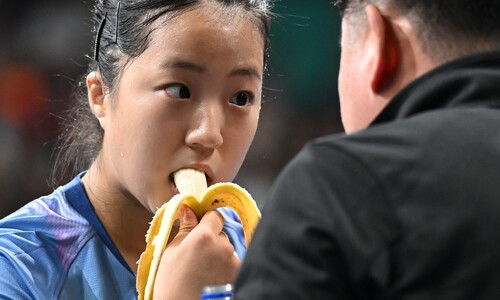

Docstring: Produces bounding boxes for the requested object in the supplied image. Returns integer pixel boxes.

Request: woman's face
[97,4,265,212]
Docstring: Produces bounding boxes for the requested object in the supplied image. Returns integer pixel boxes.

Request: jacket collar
[372,50,500,126]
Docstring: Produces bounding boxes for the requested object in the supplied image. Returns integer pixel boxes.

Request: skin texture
[83,2,264,279]
[338,4,435,133]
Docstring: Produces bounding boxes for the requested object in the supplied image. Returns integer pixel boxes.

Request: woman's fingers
[167,204,199,247]
[196,210,225,235]
[154,207,239,299]
[177,203,199,233]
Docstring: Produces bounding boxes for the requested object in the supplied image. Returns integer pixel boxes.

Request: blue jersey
[0,174,246,299]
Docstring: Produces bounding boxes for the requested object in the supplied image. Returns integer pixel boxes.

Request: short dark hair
[50,0,272,187]
[334,0,500,62]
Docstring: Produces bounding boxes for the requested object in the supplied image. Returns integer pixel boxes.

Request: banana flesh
[136,169,261,300]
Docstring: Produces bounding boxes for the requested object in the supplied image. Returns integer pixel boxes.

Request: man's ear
[86,71,108,130]
[365,4,400,94]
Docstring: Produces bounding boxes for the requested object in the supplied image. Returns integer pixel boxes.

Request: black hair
[49,0,272,187]
[333,0,500,61]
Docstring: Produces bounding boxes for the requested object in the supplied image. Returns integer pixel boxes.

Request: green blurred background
[268,0,341,111]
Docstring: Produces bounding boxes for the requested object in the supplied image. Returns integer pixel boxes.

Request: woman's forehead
[123,6,265,76]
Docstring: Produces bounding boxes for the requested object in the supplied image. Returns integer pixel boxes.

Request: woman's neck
[82,166,152,274]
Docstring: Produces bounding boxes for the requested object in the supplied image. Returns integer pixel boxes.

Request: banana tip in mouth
[169,168,210,195]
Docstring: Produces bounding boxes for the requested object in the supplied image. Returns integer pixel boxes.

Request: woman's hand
[153,203,240,300]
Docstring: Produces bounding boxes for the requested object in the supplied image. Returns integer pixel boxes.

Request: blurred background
[0,0,342,218]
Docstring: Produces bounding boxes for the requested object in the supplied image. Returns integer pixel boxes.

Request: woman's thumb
[177,203,198,235]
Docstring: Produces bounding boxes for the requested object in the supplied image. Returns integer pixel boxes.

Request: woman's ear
[86,71,108,130]
[365,4,400,94]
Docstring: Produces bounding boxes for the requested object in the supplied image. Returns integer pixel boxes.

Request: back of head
[335,0,500,63]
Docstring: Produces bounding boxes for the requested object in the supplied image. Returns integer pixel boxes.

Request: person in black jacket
[234,0,500,299]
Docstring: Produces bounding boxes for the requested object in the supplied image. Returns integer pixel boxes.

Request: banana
[136,168,261,300]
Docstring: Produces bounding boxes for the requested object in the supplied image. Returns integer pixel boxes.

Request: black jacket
[235,50,500,299]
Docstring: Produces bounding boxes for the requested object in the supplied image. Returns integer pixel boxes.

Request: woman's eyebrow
[161,59,206,73]
[161,58,261,80]
[229,67,262,81]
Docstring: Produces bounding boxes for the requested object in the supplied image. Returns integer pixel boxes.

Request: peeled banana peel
[136,169,261,300]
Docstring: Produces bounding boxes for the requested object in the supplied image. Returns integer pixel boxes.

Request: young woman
[0,0,271,298]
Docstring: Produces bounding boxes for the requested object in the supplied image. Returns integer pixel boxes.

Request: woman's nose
[185,103,224,151]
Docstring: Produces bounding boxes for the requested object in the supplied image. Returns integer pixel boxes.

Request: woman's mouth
[170,168,210,199]
[169,168,211,196]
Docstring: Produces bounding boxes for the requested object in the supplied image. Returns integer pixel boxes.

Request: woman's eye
[229,91,253,106]
[165,84,191,99]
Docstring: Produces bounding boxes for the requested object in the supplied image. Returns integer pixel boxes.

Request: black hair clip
[115,2,121,44]
[94,12,108,61]
[94,2,121,61]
